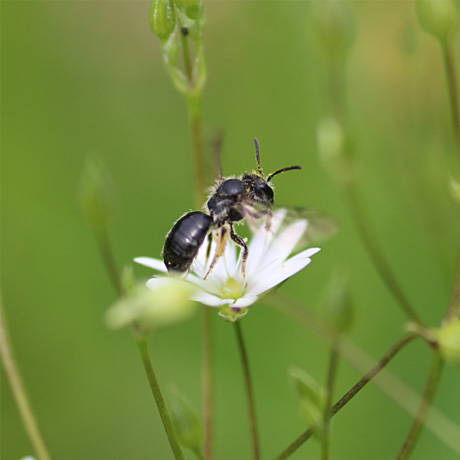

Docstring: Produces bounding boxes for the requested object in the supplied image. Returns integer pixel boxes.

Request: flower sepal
[218,305,248,323]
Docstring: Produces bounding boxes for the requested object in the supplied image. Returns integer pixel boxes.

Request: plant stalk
[0,292,52,460]
[396,352,444,460]
[136,336,185,460]
[234,321,261,460]
[273,334,417,460]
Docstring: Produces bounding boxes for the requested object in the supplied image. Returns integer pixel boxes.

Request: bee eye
[259,182,274,201]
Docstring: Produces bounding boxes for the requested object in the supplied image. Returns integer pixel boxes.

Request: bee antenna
[266,165,302,182]
[254,138,264,176]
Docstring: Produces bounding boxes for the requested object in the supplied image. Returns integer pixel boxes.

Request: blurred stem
[441,41,460,162]
[446,250,460,322]
[202,307,213,460]
[234,321,261,460]
[321,342,339,460]
[95,229,122,296]
[345,182,425,327]
[136,336,185,460]
[396,351,444,460]
[0,291,52,460]
[273,334,417,460]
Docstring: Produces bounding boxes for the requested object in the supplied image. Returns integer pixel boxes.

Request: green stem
[96,229,122,296]
[0,291,52,460]
[234,321,261,460]
[136,336,185,460]
[441,40,460,162]
[345,183,425,327]
[446,250,460,322]
[396,352,444,460]
[273,334,417,460]
[202,307,213,460]
[321,343,339,460]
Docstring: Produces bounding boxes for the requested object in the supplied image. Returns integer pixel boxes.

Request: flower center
[221,277,245,300]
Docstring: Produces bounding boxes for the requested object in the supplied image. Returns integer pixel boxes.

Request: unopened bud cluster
[150,0,206,96]
[416,0,458,45]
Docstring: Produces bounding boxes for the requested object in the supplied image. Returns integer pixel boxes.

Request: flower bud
[316,1,356,60]
[289,367,326,437]
[323,272,353,333]
[168,386,204,457]
[174,0,200,12]
[150,0,176,40]
[416,0,458,44]
[105,279,197,333]
[432,320,460,367]
[78,157,117,234]
[317,117,355,185]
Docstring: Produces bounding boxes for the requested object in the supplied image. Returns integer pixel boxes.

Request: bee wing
[274,206,339,247]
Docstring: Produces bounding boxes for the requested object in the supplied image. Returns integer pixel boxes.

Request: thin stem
[345,183,424,326]
[441,41,460,162]
[446,249,460,322]
[96,229,122,296]
[0,292,52,460]
[396,352,444,460]
[234,321,261,460]
[273,334,417,460]
[136,336,185,460]
[321,343,339,460]
[202,307,213,460]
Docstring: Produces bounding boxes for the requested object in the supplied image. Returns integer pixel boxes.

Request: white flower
[135,209,320,319]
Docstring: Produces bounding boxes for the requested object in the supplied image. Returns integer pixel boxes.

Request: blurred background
[2,1,460,459]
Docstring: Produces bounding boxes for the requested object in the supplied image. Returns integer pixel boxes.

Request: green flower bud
[218,305,248,322]
[174,0,200,12]
[150,0,176,40]
[416,0,458,44]
[449,176,460,206]
[316,0,356,60]
[162,30,179,66]
[289,367,326,437]
[323,272,353,333]
[168,386,204,457]
[317,117,355,185]
[432,320,460,367]
[78,156,117,234]
[105,279,197,333]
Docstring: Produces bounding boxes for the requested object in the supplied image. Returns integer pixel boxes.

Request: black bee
[163,139,301,278]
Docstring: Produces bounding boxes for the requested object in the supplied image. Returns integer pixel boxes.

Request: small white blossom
[135,209,320,318]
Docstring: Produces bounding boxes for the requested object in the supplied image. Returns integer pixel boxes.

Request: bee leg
[229,223,248,277]
[204,226,229,280]
[205,233,213,266]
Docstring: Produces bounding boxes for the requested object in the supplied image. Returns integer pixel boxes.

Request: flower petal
[135,257,168,273]
[191,291,231,307]
[231,296,260,308]
[246,252,318,297]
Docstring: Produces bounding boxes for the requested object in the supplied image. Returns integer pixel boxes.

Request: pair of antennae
[254,138,301,182]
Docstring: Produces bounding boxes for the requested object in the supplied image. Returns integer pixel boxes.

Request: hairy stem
[234,321,261,460]
[396,352,444,460]
[136,336,185,460]
[0,292,52,460]
[345,183,424,326]
[273,334,417,460]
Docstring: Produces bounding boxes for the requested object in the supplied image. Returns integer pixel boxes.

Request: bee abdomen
[163,211,212,274]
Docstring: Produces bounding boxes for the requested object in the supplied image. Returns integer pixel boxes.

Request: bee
[163,138,301,278]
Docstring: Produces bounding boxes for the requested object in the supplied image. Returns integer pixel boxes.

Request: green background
[2,1,460,459]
